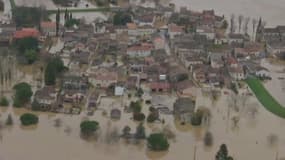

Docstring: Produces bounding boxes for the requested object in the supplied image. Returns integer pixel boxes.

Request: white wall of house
[256,70,270,77]
[230,72,245,80]
[89,78,117,88]
[127,50,151,57]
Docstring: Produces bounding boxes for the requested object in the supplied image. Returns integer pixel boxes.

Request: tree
[0,0,4,11]
[44,64,56,85]
[0,97,9,107]
[238,15,244,33]
[135,123,146,139]
[6,114,13,126]
[13,82,33,107]
[252,18,257,38]
[113,12,132,26]
[222,20,228,29]
[130,101,142,113]
[136,88,144,97]
[243,17,250,34]
[80,120,99,136]
[56,8,60,36]
[215,144,234,160]
[20,113,39,126]
[64,8,68,20]
[44,57,65,85]
[122,125,131,138]
[147,133,169,151]
[24,49,37,64]
[204,131,213,146]
[65,18,80,28]
[230,14,236,34]
[12,7,48,27]
[147,113,157,123]
[134,112,145,121]
[191,110,203,126]
[14,37,39,52]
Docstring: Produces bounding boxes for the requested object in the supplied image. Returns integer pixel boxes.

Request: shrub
[191,111,203,126]
[80,120,99,135]
[13,82,33,107]
[0,97,9,107]
[133,113,145,121]
[147,113,157,123]
[147,133,169,151]
[20,113,39,126]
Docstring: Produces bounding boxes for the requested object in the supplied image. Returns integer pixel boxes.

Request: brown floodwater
[0,85,285,160]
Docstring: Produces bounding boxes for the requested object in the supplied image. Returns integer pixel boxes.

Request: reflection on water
[146,150,168,160]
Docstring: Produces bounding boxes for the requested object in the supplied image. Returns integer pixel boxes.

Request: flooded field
[170,0,285,27]
[1,85,285,160]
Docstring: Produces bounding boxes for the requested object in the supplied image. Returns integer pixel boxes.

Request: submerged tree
[6,114,13,126]
[135,123,146,139]
[147,133,169,151]
[215,144,234,160]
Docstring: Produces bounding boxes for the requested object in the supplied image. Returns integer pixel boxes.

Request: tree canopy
[44,57,65,85]
[0,96,9,107]
[13,37,39,64]
[24,49,38,64]
[20,113,39,126]
[147,133,170,151]
[13,82,33,107]
[135,123,146,139]
[113,12,132,26]
[80,120,99,135]
[13,6,48,27]
[130,101,142,113]
[216,144,234,160]
[14,37,39,52]
[65,18,80,28]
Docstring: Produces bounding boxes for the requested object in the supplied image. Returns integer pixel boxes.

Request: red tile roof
[40,21,56,28]
[13,28,40,39]
[150,82,170,90]
[168,23,183,33]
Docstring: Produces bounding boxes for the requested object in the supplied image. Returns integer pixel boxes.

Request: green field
[246,77,285,118]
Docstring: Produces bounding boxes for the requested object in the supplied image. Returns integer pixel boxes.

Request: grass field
[246,77,285,118]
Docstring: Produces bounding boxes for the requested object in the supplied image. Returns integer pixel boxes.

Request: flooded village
[0,0,285,160]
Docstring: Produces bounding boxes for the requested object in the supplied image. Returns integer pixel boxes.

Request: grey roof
[173,98,195,114]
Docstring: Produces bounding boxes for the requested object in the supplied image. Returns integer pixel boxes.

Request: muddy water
[261,59,285,106]
[0,87,285,160]
[169,0,285,27]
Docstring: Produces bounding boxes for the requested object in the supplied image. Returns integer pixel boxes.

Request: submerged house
[34,86,58,110]
[173,98,195,123]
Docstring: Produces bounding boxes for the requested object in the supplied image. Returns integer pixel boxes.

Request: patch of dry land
[0,85,285,160]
